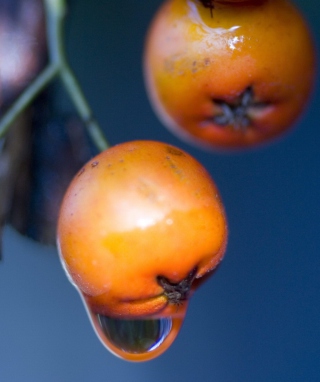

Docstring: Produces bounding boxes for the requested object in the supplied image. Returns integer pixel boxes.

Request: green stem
[0,64,59,139]
[60,65,109,152]
[45,0,110,151]
[0,0,110,152]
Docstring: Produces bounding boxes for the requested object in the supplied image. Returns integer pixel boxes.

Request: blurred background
[0,0,319,380]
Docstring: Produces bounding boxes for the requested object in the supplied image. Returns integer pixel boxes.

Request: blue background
[1,0,319,380]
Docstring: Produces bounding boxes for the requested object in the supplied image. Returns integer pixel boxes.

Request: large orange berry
[57,140,227,361]
[57,140,227,318]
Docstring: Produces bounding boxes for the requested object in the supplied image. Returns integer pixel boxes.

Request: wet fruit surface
[57,140,227,360]
[144,0,315,150]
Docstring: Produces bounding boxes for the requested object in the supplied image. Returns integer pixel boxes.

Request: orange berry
[57,140,227,361]
[144,0,315,150]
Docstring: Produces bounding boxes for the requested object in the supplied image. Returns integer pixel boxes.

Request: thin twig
[0,64,59,139]
[44,0,110,151]
[0,0,110,151]
[60,65,110,152]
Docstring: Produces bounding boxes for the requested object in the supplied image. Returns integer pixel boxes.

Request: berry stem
[198,0,215,17]
[0,0,110,152]
[0,64,59,139]
[45,0,110,151]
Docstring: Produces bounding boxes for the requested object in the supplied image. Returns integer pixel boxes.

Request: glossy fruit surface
[57,140,227,360]
[57,140,227,316]
[144,0,315,150]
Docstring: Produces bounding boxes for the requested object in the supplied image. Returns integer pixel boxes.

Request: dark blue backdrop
[1,0,319,380]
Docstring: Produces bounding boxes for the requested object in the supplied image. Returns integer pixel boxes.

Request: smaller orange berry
[144,0,315,150]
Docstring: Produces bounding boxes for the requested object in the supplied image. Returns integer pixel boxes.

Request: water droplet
[82,298,185,362]
[97,315,172,353]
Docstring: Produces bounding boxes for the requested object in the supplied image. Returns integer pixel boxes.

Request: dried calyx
[211,87,268,131]
[157,267,198,305]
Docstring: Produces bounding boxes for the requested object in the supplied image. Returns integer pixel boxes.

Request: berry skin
[57,140,228,319]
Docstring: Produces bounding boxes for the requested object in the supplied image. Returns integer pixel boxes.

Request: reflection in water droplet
[82,299,186,362]
[97,315,172,353]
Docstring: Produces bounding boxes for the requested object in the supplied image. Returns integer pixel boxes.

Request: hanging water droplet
[97,315,172,353]
[82,299,186,362]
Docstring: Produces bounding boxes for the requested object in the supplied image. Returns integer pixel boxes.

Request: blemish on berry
[166,156,183,178]
[77,167,85,177]
[91,161,99,168]
[166,146,184,156]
